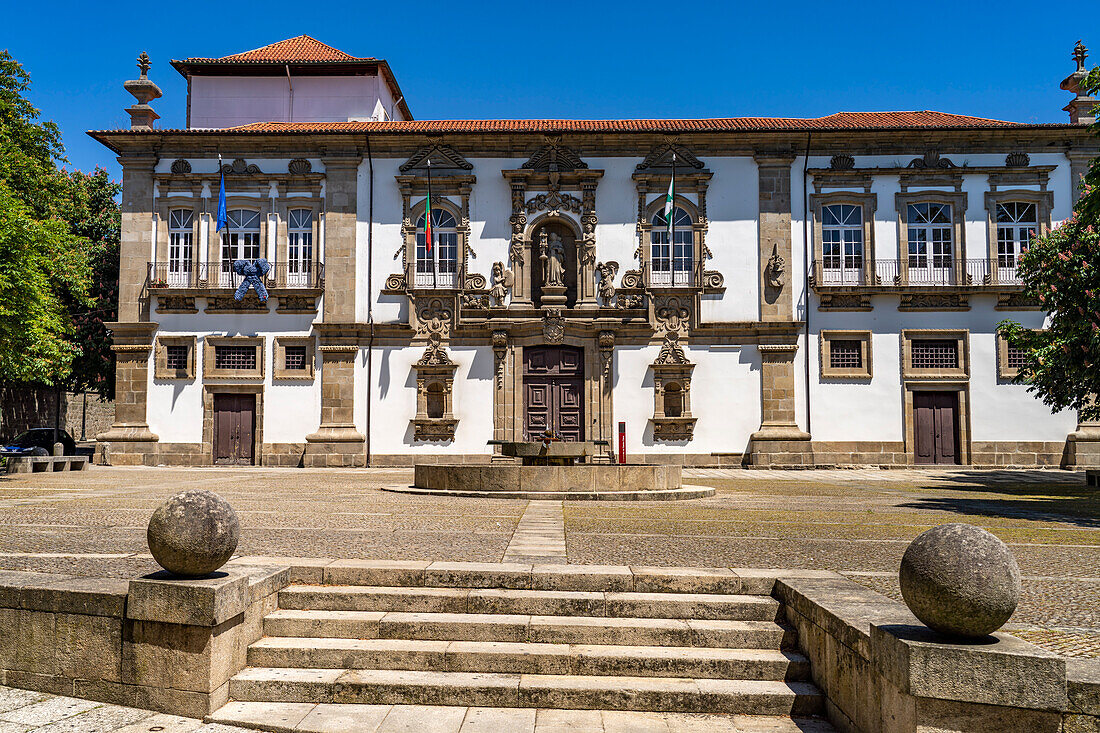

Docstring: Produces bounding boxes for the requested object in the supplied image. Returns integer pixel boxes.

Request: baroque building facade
[91,36,1100,468]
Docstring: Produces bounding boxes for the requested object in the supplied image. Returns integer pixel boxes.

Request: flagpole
[427,159,436,289]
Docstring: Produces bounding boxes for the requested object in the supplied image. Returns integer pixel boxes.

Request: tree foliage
[1000,67,1100,419]
[0,50,102,388]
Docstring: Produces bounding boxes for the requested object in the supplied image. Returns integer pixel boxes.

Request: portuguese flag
[424,159,433,254]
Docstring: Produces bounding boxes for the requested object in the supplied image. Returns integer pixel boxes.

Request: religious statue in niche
[596,261,619,304]
[489,261,514,306]
[233,259,270,302]
[541,232,566,287]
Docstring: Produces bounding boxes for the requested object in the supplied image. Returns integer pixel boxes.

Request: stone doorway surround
[493,330,614,450]
[202,384,264,466]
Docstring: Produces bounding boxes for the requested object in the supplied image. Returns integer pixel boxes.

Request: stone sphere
[899,523,1020,638]
[148,490,239,577]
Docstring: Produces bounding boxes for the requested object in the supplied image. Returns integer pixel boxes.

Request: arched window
[996,202,1036,271]
[221,209,261,286]
[650,206,693,286]
[821,204,863,284]
[426,382,445,419]
[906,203,952,282]
[663,382,684,418]
[415,208,458,288]
[167,209,193,286]
[287,209,313,286]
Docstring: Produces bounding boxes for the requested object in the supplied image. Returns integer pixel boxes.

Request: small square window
[911,340,958,370]
[165,345,189,371]
[829,340,863,369]
[214,345,256,371]
[284,346,307,370]
[1006,345,1027,371]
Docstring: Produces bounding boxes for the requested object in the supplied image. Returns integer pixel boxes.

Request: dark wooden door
[213,393,255,465]
[913,391,959,465]
[524,346,584,441]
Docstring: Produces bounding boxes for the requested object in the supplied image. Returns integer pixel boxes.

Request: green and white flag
[663,153,676,238]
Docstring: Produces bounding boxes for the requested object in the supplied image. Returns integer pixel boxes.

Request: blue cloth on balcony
[233,258,270,302]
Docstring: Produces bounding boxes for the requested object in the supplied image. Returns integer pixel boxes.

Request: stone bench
[5,455,89,474]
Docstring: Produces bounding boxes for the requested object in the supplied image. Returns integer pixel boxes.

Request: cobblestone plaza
[1,467,1096,659]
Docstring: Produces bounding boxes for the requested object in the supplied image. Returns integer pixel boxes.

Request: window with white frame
[415,208,458,288]
[821,204,863,284]
[287,208,314,286]
[167,209,193,286]
[221,209,261,286]
[996,202,1036,271]
[907,203,953,281]
[650,206,693,286]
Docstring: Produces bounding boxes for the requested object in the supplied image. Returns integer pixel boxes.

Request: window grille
[1006,344,1028,371]
[214,345,257,370]
[284,345,307,371]
[829,340,863,369]
[911,340,958,370]
[165,345,188,371]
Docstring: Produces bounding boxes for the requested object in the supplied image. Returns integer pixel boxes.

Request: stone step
[228,667,824,716]
[207,701,837,733]
[382,486,716,501]
[277,585,781,621]
[247,637,810,681]
[264,609,795,649]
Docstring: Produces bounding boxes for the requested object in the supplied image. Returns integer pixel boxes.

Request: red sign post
[617,421,626,464]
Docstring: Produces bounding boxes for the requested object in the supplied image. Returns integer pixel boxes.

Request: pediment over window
[400,140,474,175]
[635,141,705,172]
[522,136,588,172]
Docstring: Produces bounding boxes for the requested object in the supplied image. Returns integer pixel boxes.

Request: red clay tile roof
[179,35,373,64]
[218,111,1016,134]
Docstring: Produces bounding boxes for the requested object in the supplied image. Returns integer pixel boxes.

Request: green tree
[0,183,89,382]
[60,168,120,398]
[0,50,93,387]
[1000,67,1100,418]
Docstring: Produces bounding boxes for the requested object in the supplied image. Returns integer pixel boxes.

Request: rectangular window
[165,345,189,371]
[214,345,257,371]
[907,203,953,282]
[829,340,863,369]
[284,345,307,371]
[167,209,194,286]
[221,209,262,287]
[996,202,1036,270]
[911,340,959,370]
[1006,344,1027,371]
[287,208,314,286]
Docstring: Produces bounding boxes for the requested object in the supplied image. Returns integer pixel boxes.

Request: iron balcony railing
[147,261,325,290]
[811,259,1024,288]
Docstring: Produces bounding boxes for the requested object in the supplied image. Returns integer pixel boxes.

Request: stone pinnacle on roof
[123,52,161,131]
[1061,39,1097,125]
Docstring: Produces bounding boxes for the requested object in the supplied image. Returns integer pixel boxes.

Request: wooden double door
[213,393,255,465]
[523,345,584,442]
[913,391,959,465]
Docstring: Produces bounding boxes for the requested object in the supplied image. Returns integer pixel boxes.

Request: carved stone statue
[766,246,786,289]
[542,232,566,287]
[489,261,514,306]
[596,261,619,304]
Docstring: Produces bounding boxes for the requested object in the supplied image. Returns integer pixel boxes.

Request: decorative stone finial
[137,51,152,78]
[123,51,162,130]
[1061,39,1097,125]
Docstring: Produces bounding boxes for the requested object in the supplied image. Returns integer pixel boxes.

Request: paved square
[0,466,1096,657]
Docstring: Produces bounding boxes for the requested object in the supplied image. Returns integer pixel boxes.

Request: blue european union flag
[216,171,228,232]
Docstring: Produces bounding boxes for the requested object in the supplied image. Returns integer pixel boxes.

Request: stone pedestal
[1066,424,1100,468]
[540,285,568,306]
[97,322,159,466]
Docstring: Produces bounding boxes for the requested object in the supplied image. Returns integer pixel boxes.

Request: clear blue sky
[5,0,1096,181]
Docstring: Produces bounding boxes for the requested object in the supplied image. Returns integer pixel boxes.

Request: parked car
[2,428,77,457]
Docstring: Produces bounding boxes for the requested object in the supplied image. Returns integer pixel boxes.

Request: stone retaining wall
[774,573,1100,732]
[414,463,682,492]
[0,566,288,718]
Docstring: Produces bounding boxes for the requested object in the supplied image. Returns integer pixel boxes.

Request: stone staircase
[212,563,830,730]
